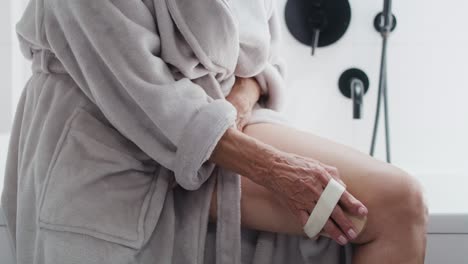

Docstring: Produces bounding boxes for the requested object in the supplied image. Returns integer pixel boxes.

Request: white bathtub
[0,133,467,263]
[420,172,468,263]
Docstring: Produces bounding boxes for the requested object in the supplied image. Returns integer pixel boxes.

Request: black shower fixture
[285,0,351,55]
[338,68,370,120]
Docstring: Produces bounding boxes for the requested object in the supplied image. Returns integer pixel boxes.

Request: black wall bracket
[374,12,397,33]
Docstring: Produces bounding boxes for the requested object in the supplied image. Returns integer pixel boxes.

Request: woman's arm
[214,78,307,235]
[209,124,368,243]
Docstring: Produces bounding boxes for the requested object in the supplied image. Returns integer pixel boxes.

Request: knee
[371,167,428,227]
[397,171,428,227]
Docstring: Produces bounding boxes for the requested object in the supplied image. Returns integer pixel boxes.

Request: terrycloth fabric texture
[1,0,352,263]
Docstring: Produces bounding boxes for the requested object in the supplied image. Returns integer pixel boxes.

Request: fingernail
[348,229,357,240]
[358,207,368,216]
[338,235,348,245]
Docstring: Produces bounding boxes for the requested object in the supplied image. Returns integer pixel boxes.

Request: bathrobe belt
[31,50,67,75]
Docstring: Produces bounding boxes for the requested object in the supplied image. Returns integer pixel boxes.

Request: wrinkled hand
[261,151,368,245]
[226,78,262,131]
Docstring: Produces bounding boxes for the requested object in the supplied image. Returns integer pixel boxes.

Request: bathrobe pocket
[38,107,164,249]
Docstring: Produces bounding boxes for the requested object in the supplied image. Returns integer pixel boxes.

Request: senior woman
[2,0,428,263]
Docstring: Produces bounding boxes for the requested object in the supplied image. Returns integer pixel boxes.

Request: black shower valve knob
[285,0,351,53]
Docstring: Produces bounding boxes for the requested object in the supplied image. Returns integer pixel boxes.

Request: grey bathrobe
[1,0,352,263]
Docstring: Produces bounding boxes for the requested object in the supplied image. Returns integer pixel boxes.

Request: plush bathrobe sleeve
[44,0,237,190]
[254,3,287,111]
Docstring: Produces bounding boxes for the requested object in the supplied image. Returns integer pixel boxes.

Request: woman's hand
[257,150,368,245]
[226,78,262,131]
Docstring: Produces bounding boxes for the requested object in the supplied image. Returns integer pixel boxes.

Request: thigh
[242,122,417,242]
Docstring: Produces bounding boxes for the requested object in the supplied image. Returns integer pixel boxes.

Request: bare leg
[238,123,428,264]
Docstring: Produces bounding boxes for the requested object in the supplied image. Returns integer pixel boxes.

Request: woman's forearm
[209,127,277,184]
[209,129,305,235]
[209,80,307,235]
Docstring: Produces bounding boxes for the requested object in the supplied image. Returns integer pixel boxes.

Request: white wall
[0,0,12,133]
[0,0,467,194]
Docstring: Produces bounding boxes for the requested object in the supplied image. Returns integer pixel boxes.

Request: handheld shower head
[370,0,395,163]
